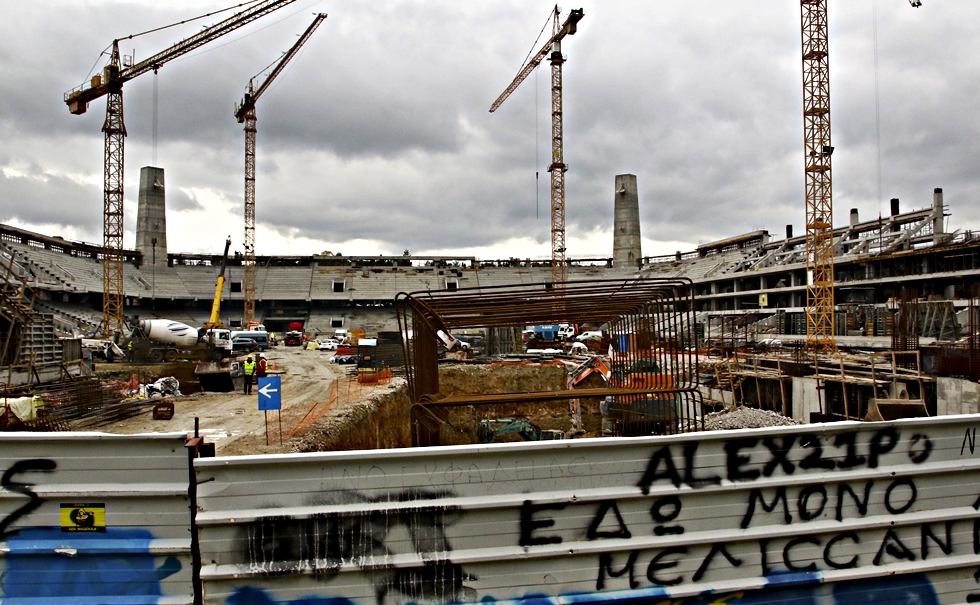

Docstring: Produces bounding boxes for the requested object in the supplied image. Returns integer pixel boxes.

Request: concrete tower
[613,174,642,268]
[136,166,168,267]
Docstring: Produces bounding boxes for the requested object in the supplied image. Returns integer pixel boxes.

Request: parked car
[230,330,270,351]
[231,336,259,354]
[319,339,338,351]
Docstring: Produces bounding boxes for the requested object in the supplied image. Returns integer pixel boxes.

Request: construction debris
[702,405,801,431]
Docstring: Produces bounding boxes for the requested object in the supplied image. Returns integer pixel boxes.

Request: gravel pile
[702,406,800,431]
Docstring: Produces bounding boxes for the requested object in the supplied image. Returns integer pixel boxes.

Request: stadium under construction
[2,169,979,431]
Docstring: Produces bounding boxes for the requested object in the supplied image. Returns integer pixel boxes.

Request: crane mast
[237,13,327,325]
[491,7,584,286]
[64,0,298,338]
[102,44,127,338]
[800,0,836,353]
[548,16,568,286]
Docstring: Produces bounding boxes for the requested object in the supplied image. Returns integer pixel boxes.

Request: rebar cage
[396,277,702,445]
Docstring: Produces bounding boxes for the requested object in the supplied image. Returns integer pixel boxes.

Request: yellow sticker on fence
[60,503,106,532]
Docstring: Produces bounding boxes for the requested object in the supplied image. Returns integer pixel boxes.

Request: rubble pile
[702,406,800,431]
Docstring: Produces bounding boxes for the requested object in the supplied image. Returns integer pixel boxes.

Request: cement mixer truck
[138,319,200,347]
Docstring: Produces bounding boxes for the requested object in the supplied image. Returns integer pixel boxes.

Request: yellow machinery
[203,237,232,331]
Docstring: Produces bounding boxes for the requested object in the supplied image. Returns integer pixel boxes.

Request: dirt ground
[98,345,356,455]
[97,355,599,454]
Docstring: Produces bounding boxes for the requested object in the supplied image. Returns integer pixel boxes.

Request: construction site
[2,0,979,452]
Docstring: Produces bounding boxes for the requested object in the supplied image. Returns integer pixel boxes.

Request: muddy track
[98,346,352,455]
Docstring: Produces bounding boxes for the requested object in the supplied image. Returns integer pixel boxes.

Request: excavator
[477,419,566,444]
[565,354,677,436]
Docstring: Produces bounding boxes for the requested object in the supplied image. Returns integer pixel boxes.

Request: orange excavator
[565,355,676,435]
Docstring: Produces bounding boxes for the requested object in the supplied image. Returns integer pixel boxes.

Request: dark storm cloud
[1,1,978,257]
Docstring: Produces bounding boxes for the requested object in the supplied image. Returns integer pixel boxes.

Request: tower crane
[235,13,327,325]
[64,0,299,338]
[799,0,921,353]
[800,0,836,353]
[491,6,584,286]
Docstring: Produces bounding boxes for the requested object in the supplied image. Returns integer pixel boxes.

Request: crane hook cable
[116,0,265,42]
[518,9,556,74]
[167,0,324,68]
[77,0,263,87]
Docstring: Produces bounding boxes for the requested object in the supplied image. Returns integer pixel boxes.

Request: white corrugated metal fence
[194,415,980,605]
[0,432,194,603]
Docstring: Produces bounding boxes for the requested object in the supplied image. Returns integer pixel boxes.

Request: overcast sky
[1,0,978,260]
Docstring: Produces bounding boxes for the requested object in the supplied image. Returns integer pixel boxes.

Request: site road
[100,344,349,455]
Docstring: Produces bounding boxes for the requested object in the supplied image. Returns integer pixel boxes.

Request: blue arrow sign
[257,376,281,411]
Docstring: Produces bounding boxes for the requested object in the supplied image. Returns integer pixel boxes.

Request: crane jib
[64,0,299,114]
[488,8,584,114]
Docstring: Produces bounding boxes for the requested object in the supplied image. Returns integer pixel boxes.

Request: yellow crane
[799,0,921,353]
[64,0,299,338]
[204,237,233,330]
[491,6,584,286]
[235,13,327,325]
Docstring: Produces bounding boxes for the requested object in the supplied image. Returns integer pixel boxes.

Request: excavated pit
[296,363,609,452]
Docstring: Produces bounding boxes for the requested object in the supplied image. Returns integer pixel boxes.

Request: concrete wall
[791,376,821,422]
[937,376,980,416]
[700,386,735,406]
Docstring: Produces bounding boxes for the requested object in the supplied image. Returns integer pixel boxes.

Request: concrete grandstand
[1,182,977,342]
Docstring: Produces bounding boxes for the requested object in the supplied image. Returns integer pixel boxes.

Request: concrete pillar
[612,174,642,268]
[890,198,901,233]
[933,188,945,244]
[136,167,168,267]
[790,272,803,307]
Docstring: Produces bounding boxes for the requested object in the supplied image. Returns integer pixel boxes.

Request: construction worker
[257,353,268,378]
[269,332,277,346]
[243,355,256,394]
[126,340,133,361]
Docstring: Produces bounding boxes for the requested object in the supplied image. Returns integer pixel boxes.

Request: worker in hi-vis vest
[243,355,256,394]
